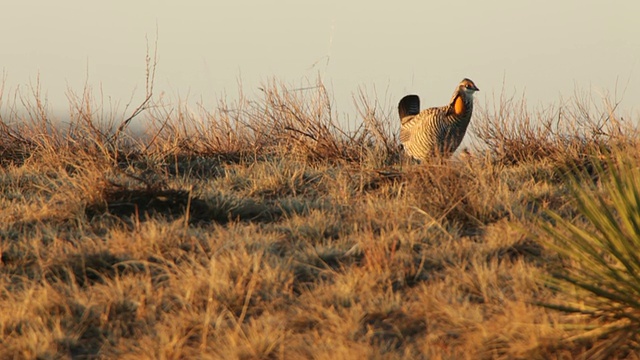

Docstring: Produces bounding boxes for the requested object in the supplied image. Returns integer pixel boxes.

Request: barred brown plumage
[399,78,479,161]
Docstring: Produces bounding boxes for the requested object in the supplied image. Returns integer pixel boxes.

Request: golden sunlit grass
[1,71,639,359]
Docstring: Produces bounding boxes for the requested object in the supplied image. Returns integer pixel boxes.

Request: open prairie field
[1,79,639,359]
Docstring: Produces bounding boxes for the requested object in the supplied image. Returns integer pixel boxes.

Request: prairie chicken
[399,78,479,161]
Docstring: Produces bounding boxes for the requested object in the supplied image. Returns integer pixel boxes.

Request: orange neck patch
[454,95,465,116]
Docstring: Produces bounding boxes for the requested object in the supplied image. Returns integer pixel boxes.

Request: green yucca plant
[540,153,640,359]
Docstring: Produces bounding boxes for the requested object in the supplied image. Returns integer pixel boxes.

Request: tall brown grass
[1,68,639,359]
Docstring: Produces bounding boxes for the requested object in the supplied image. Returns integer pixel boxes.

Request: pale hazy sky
[2,0,639,121]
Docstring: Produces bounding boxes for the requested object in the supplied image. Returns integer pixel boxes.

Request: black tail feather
[398,95,420,120]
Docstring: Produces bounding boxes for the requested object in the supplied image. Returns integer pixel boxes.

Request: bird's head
[459,78,479,97]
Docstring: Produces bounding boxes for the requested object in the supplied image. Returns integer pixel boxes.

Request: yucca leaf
[537,151,640,355]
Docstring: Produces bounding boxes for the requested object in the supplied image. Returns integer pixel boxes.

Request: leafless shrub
[474,88,638,169]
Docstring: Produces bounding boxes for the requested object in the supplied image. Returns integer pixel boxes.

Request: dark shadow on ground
[84,185,327,227]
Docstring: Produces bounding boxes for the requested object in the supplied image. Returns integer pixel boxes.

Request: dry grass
[1,73,639,359]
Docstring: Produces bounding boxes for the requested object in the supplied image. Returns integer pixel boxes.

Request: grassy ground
[1,78,639,359]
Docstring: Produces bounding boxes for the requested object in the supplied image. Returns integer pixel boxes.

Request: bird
[398,78,479,161]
